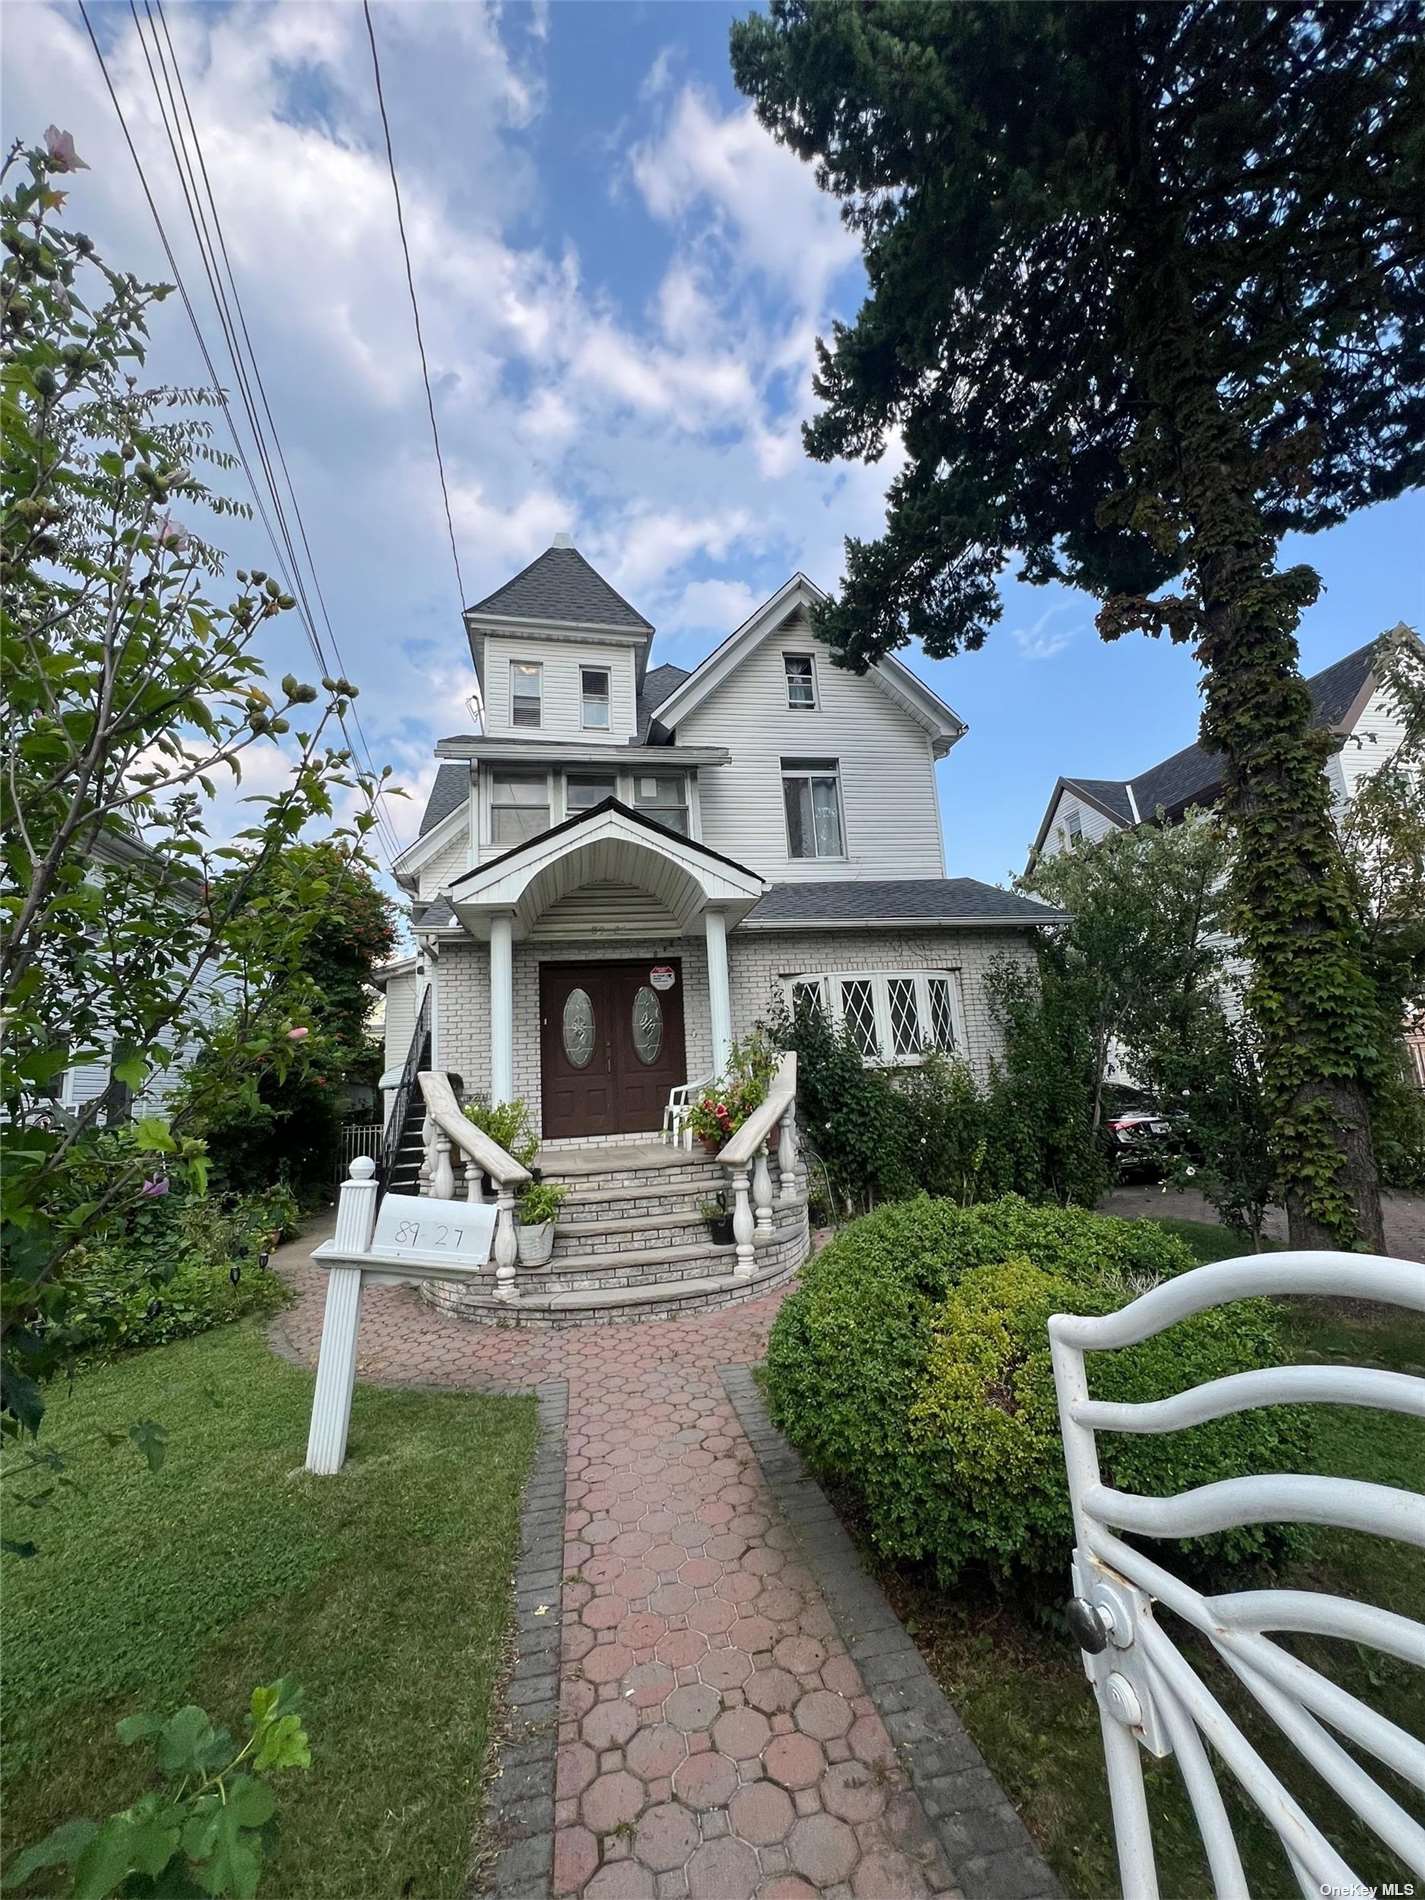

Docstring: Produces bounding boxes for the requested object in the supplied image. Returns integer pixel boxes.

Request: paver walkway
[274,1225,961,1900]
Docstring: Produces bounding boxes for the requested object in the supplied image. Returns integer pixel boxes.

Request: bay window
[786,970,965,1065]
[781,758,845,859]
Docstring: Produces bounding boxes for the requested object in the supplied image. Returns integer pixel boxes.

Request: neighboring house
[379,536,1063,1145]
[1027,628,1418,869]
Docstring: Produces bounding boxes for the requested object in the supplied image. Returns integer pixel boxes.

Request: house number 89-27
[391,1220,464,1249]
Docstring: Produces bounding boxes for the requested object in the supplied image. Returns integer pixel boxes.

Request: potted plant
[699,1193,735,1246]
[515,1179,566,1267]
[684,1030,777,1154]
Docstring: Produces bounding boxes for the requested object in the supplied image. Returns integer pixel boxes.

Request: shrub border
[720,1365,1063,1900]
[476,1378,568,1900]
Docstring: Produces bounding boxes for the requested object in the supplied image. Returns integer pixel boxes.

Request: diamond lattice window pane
[927,978,956,1052]
[888,979,921,1056]
[840,980,879,1058]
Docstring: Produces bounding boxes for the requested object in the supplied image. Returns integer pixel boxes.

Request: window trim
[783,652,818,711]
[783,969,966,1067]
[510,659,543,731]
[580,666,611,731]
[780,756,847,861]
[489,768,552,847]
[1065,805,1082,841]
[631,770,689,837]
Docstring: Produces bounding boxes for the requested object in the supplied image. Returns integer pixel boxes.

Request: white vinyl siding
[418,832,471,899]
[1040,789,1123,859]
[484,635,638,743]
[1334,677,1413,807]
[675,606,947,881]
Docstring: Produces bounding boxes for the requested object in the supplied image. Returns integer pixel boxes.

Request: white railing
[416,1071,531,1301]
[715,1053,801,1277]
[1050,1251,1425,1900]
[662,1074,712,1149]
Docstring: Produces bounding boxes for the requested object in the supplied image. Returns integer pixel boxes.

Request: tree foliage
[730,1,1425,1249]
[0,134,391,1442]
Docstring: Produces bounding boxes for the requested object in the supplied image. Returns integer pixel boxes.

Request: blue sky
[6,0,1422,888]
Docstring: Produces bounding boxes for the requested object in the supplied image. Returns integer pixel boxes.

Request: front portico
[445,798,764,1134]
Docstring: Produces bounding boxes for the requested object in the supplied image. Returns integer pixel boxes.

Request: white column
[306,1158,378,1476]
[704,906,732,1078]
[489,911,514,1104]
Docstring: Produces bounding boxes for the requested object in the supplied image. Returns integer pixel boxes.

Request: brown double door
[539,959,686,1140]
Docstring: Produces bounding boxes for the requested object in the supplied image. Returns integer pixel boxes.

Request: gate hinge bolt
[1066,1596,1116,1654]
[1104,1672,1143,1728]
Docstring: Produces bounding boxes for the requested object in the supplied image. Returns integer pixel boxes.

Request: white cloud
[1011,605,1076,662]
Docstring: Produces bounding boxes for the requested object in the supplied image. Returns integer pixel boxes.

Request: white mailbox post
[304,1157,497,1475]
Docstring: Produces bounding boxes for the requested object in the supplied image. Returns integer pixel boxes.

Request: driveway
[1099,1183,1425,1263]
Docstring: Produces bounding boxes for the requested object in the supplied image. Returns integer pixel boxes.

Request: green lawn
[882,1220,1425,1900]
[1,1324,539,1899]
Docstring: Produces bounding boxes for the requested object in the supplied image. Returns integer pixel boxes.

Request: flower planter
[516,1220,555,1267]
[704,1214,735,1247]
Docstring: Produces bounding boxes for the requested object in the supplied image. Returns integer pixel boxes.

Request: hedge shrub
[765,1197,1309,1590]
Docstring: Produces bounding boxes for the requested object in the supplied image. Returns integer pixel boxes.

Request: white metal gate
[1049,1251,1425,1899]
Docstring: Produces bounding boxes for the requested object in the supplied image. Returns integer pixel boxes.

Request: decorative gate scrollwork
[1049,1252,1425,1900]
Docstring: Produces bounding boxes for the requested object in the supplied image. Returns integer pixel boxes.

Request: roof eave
[739,911,1068,931]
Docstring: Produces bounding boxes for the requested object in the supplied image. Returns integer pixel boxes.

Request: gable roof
[649,573,966,755]
[1028,635,1395,862]
[448,795,760,889]
[418,762,469,837]
[464,543,652,631]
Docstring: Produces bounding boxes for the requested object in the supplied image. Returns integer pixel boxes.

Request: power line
[76,0,405,866]
[362,0,479,721]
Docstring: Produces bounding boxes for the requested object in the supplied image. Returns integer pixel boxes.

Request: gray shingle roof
[636,662,691,741]
[1062,777,1136,826]
[465,544,652,631]
[412,896,455,928]
[743,879,1066,928]
[418,762,469,836]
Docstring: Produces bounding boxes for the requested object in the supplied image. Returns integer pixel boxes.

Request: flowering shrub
[686,1031,776,1147]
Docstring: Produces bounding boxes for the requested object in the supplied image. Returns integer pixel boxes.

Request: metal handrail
[717,1053,797,1166]
[378,985,430,1190]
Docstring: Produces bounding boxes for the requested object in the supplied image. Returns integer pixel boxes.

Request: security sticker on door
[649,965,676,992]
[370,1194,495,1268]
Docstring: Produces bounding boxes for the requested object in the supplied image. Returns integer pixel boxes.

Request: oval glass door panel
[632,986,663,1065]
[562,988,595,1068]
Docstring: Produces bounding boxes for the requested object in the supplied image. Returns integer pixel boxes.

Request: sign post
[304,1158,496,1475]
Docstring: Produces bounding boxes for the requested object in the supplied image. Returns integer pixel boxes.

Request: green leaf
[3,1818,98,1887]
[128,1418,169,1472]
[1,1537,38,1559]
[116,1711,164,1746]
[134,1118,176,1154]
[111,1048,146,1090]
[154,1705,227,1777]
[251,1712,309,1774]
[226,1777,275,1828]
[71,1817,142,1900]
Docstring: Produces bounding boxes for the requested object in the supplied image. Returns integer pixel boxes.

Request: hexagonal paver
[686,1596,737,1636]
[556,1741,597,1800]
[847,1711,896,1767]
[582,1643,633,1686]
[729,1780,795,1845]
[553,1825,599,1896]
[582,1697,638,1750]
[851,1846,932,1897]
[729,1615,778,1654]
[626,1723,687,1780]
[664,1682,721,1733]
[581,1768,645,1834]
[672,1749,738,1811]
[698,1646,752,1691]
[772,1636,826,1676]
[623,1661,675,1708]
[686,1836,759,1900]
[794,1688,853,1741]
[712,1707,771,1761]
[787,1812,858,1886]
[820,1758,886,1823]
[633,1800,699,1872]
[745,1667,799,1715]
[585,1861,656,1900]
[764,1732,826,1791]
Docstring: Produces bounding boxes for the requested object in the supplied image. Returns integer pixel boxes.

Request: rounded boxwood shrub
[765,1197,1309,1590]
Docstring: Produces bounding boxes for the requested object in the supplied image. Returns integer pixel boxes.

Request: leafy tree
[0,133,391,1449]
[730,1,1423,1250]
[1024,814,1231,1128]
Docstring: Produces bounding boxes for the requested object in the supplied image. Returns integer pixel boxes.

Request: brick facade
[432,925,1034,1127]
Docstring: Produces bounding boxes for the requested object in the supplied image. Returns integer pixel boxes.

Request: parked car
[1099,1087,1189,1182]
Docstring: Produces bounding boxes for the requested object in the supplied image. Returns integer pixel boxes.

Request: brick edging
[719,1367,1064,1900]
[478,1379,569,1900]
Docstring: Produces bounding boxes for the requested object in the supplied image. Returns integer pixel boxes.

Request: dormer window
[784,653,816,710]
[581,667,610,730]
[511,661,542,729]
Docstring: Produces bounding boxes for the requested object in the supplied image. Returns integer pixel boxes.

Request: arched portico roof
[446,798,764,941]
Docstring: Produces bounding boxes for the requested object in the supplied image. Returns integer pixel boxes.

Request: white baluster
[431,1128,455,1201]
[493,1187,518,1301]
[779,1105,800,1207]
[752,1144,774,1241]
[465,1160,487,1204]
[305,1158,378,1476]
[418,1110,435,1196]
[730,1165,755,1277]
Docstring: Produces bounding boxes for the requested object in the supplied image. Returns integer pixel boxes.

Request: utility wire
[362,0,480,720]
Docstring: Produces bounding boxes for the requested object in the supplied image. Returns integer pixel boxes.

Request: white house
[1026,629,1417,869]
[380,537,1063,1150]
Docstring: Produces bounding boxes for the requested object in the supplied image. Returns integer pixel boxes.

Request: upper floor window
[581,668,611,730]
[784,653,817,710]
[491,771,549,846]
[788,970,964,1065]
[782,757,845,859]
[633,773,688,836]
[1066,806,1082,842]
[511,661,542,729]
[567,772,616,815]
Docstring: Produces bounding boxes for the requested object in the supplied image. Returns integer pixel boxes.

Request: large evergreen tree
[731,1,1424,1250]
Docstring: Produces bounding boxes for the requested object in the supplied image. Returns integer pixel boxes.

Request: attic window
[784,654,816,709]
[581,667,610,730]
[1066,807,1082,841]
[511,661,542,729]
